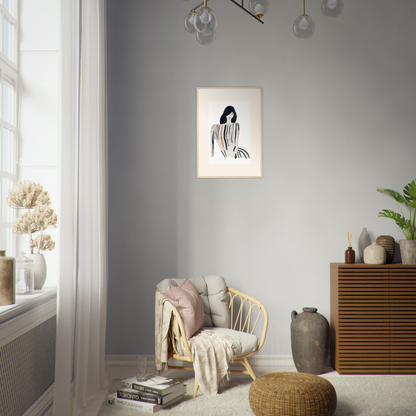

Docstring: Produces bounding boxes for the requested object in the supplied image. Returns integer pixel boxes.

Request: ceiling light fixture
[293,0,344,39]
[293,0,315,39]
[183,0,343,44]
[184,0,269,45]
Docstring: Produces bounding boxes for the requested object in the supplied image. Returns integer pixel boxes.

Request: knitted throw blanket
[189,329,235,397]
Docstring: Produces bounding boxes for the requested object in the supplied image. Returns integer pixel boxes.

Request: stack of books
[107,375,187,413]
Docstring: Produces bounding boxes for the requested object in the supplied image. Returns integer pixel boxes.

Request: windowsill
[0,286,57,325]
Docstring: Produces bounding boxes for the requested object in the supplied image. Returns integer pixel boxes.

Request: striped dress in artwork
[210,123,250,159]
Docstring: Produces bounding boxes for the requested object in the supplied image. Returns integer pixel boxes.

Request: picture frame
[197,87,263,178]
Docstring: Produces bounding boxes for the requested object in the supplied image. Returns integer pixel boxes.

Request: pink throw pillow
[165,279,205,339]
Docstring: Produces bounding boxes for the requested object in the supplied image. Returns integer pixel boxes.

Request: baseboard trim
[105,355,295,369]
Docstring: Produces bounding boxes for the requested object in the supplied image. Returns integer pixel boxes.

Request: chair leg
[193,378,199,398]
[243,357,257,380]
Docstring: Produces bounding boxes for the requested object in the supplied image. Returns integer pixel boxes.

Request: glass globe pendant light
[196,31,216,45]
[321,0,343,18]
[248,0,269,18]
[193,0,217,36]
[184,10,197,34]
[293,0,315,39]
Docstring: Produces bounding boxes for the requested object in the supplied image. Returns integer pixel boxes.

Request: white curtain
[54,1,108,415]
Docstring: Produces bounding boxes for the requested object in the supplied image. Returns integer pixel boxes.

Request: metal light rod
[229,0,265,24]
[189,0,264,24]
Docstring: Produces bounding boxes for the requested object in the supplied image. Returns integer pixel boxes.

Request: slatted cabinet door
[390,266,416,373]
[330,263,416,375]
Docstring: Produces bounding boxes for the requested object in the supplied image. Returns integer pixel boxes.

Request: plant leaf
[377,187,408,206]
[378,209,410,229]
[403,179,416,208]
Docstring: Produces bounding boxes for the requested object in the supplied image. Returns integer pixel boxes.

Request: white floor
[75,364,339,416]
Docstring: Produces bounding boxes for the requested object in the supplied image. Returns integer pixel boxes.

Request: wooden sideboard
[330,263,416,374]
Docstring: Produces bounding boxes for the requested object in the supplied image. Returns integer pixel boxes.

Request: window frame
[0,0,18,257]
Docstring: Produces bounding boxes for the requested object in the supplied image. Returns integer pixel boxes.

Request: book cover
[117,385,186,405]
[121,376,184,396]
[107,392,184,413]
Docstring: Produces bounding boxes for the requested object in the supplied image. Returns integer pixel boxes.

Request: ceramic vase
[291,307,329,375]
[0,250,15,306]
[27,253,47,290]
[399,240,416,265]
[376,235,395,264]
[364,242,386,264]
[358,227,371,262]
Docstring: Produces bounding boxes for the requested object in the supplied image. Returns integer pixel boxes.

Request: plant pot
[399,240,416,265]
[27,253,47,290]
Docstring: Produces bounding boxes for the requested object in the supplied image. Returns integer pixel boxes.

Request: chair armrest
[227,287,269,354]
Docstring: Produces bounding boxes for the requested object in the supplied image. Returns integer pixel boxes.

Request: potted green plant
[377,178,416,264]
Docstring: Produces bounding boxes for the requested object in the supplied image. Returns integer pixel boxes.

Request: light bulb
[200,9,211,24]
[321,0,343,18]
[254,4,264,14]
[293,14,315,38]
[248,0,269,17]
[194,7,217,35]
[299,16,309,30]
[184,11,197,34]
[196,31,216,45]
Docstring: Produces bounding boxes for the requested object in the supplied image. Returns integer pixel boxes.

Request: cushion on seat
[157,275,230,329]
[165,279,205,339]
[203,327,259,356]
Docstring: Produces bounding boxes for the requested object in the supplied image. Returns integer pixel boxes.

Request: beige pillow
[165,279,205,339]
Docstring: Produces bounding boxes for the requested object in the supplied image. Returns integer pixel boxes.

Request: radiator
[0,292,56,416]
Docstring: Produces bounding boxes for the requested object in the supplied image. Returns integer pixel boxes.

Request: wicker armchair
[163,286,268,397]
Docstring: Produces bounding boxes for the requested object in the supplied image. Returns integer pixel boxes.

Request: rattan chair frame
[163,286,269,397]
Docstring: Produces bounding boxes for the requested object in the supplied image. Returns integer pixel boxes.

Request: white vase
[364,243,386,265]
[27,253,47,290]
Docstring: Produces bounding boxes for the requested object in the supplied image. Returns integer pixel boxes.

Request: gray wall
[106,0,416,356]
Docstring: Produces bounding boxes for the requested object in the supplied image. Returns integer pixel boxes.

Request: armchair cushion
[203,327,259,357]
[165,279,205,339]
[156,275,230,329]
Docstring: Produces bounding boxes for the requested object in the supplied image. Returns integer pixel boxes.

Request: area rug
[97,374,416,416]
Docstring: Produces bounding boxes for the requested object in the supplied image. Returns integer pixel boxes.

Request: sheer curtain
[54,1,108,415]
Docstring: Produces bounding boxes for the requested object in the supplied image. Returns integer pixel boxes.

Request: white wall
[19,0,59,286]
[106,0,416,356]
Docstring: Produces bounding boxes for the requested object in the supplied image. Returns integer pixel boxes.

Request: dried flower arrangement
[7,180,57,254]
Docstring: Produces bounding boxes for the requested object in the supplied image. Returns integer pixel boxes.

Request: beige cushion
[203,327,259,356]
[165,279,205,339]
[157,275,230,329]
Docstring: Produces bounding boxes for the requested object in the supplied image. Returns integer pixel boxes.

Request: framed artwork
[197,87,263,178]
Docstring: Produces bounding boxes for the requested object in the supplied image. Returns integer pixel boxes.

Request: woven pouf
[249,372,337,416]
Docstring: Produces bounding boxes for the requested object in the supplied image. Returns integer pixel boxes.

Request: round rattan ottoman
[249,372,337,416]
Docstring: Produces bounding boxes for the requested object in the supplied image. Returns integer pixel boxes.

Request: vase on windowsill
[6,181,57,290]
[27,253,47,290]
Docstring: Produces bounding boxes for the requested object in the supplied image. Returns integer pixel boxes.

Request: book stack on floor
[107,375,187,413]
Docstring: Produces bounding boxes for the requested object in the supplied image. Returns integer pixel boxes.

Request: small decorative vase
[291,307,329,375]
[376,235,395,264]
[345,246,355,264]
[364,242,386,264]
[399,240,416,265]
[358,227,371,262]
[0,250,15,306]
[27,253,47,290]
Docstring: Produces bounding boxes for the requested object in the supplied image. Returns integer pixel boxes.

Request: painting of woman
[210,106,250,159]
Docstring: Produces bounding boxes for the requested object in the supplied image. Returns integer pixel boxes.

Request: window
[0,0,17,256]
